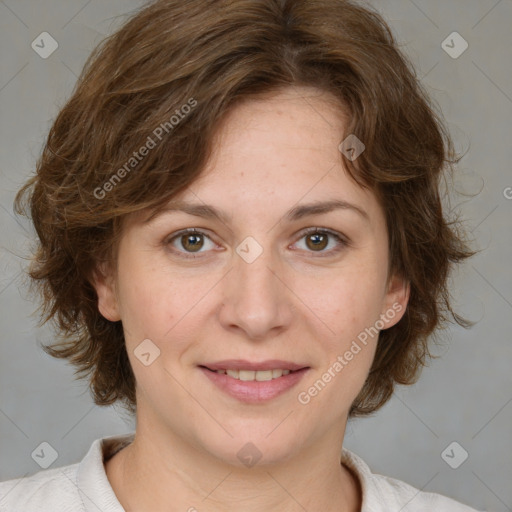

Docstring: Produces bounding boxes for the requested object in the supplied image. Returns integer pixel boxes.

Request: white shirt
[0,432,482,511]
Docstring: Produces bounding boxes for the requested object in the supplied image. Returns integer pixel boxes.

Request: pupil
[184,234,202,252]
[308,233,327,251]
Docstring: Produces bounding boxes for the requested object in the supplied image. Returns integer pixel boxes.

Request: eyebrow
[144,198,370,225]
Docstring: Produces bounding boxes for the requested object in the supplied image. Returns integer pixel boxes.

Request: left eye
[165,227,348,258]
[293,227,348,255]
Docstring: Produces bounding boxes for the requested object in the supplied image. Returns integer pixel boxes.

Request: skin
[93,85,410,512]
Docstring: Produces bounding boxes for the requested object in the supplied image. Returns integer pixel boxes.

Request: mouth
[200,366,302,381]
[198,360,310,403]
[200,359,309,380]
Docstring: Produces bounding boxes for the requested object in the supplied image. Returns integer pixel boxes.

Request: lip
[199,364,310,403]
[201,359,307,372]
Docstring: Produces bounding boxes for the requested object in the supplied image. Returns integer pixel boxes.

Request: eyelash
[165,227,349,259]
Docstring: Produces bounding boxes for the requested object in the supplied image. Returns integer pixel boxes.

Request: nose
[218,240,294,341]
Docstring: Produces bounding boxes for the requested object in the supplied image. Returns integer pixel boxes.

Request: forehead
[129,86,384,231]
[211,86,349,154]
[177,87,378,215]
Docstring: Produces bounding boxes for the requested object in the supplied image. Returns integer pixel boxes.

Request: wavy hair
[14,0,475,416]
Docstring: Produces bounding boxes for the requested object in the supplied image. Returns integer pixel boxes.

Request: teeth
[214,369,293,381]
[226,369,239,379]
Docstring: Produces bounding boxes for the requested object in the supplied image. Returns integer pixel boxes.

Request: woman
[0,0,480,510]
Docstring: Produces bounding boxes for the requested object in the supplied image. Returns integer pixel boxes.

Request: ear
[90,262,121,322]
[380,272,409,330]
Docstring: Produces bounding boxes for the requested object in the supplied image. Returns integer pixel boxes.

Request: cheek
[293,258,385,402]
[299,261,386,339]
[116,253,214,355]
[115,250,174,343]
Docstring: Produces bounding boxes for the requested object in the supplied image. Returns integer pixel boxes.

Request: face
[94,86,409,467]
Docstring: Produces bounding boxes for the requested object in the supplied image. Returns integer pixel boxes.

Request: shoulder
[0,432,133,512]
[0,463,81,511]
[341,448,483,512]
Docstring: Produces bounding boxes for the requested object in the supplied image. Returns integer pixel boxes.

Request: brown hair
[14,0,475,417]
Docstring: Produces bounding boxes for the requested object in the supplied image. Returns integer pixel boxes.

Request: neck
[105,415,361,512]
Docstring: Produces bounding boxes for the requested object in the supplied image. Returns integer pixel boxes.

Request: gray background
[0,1,511,510]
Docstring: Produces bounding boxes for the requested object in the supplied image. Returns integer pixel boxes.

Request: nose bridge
[236,237,277,294]
[220,234,291,338]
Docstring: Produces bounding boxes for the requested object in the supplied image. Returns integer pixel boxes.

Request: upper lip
[201,359,308,371]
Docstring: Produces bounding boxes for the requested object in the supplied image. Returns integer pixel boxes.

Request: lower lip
[199,367,309,403]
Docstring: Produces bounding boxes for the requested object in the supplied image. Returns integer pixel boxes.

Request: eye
[165,227,349,259]
[165,228,217,258]
[291,227,349,257]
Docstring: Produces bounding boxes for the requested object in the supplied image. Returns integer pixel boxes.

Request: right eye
[165,228,217,258]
